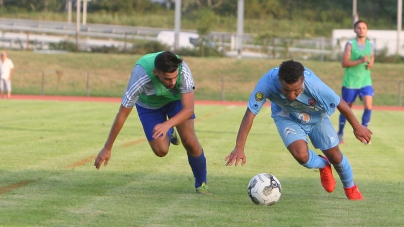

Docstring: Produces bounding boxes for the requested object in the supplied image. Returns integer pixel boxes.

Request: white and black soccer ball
[247,173,282,206]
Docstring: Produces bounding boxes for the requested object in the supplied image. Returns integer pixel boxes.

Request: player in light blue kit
[94,51,211,195]
[225,60,372,200]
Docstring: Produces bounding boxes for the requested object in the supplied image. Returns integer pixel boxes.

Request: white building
[332,29,404,56]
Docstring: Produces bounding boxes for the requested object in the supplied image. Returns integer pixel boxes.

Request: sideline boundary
[8,94,404,111]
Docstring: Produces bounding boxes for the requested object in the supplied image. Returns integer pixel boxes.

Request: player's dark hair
[353,20,368,29]
[154,51,183,73]
[278,60,305,84]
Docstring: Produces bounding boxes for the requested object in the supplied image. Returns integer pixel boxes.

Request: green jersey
[137,52,182,107]
[342,39,372,88]
[121,52,195,109]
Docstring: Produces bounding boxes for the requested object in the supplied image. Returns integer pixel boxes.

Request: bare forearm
[337,99,361,129]
[104,105,132,150]
[235,109,255,149]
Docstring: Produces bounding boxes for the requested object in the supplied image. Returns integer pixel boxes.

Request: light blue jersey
[248,67,341,150]
[248,67,340,124]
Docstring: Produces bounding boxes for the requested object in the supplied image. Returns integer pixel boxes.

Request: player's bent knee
[153,150,168,157]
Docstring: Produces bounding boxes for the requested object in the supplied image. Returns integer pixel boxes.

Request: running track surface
[7,94,404,111]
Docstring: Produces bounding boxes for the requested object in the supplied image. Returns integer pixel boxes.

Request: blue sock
[333,155,354,188]
[302,149,327,169]
[362,109,372,127]
[188,150,207,188]
[338,114,346,135]
[167,128,173,146]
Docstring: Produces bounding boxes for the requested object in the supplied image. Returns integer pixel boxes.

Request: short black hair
[154,51,183,73]
[278,60,305,84]
[353,20,368,29]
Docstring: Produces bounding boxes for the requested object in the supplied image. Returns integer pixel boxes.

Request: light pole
[174,0,181,53]
[352,0,358,25]
[398,0,402,55]
[76,0,81,51]
[237,0,244,59]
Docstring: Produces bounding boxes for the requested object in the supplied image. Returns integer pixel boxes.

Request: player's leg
[311,118,363,200]
[338,87,358,144]
[166,100,210,194]
[0,79,4,98]
[359,86,374,128]
[274,117,333,192]
[6,80,11,98]
[135,104,170,157]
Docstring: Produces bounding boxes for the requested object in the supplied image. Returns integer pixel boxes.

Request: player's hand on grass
[353,125,373,144]
[225,148,246,166]
[94,147,111,169]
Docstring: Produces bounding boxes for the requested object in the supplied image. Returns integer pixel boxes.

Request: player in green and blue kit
[94,51,211,195]
[338,20,375,144]
[225,60,372,200]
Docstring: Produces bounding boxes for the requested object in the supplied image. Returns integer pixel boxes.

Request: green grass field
[0,99,403,226]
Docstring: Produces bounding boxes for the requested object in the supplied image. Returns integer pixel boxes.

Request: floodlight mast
[174,0,182,53]
[237,0,244,59]
[352,0,358,25]
[398,0,402,55]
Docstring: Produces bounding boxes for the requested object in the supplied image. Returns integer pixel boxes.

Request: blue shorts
[341,86,374,103]
[135,100,196,141]
[274,116,339,151]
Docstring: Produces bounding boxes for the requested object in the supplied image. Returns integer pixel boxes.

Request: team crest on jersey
[298,112,311,123]
[308,99,316,106]
[255,92,264,101]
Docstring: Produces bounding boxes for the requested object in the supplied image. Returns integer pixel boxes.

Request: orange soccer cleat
[319,155,336,193]
[344,184,364,200]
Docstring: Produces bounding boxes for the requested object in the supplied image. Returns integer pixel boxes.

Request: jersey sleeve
[247,71,273,115]
[179,62,195,93]
[121,65,148,108]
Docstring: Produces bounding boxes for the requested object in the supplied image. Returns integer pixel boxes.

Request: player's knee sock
[167,128,173,146]
[338,114,346,135]
[187,150,207,188]
[333,155,354,188]
[362,109,372,127]
[302,149,327,169]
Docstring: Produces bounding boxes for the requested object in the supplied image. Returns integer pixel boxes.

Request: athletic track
[9,94,404,111]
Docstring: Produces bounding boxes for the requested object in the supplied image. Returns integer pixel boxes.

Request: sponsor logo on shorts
[283,127,297,138]
[255,92,264,101]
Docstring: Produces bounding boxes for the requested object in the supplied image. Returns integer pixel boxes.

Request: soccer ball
[247,173,282,206]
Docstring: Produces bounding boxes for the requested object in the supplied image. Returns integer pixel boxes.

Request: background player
[338,20,375,144]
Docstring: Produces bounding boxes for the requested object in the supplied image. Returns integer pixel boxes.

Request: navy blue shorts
[341,86,374,103]
[135,100,196,141]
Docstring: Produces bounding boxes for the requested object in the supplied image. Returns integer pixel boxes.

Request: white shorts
[0,78,11,92]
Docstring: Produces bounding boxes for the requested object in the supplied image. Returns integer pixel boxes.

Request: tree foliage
[1,0,400,27]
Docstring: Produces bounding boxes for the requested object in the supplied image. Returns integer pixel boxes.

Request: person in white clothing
[0,52,14,98]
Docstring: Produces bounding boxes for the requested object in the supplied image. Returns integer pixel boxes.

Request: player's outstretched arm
[225,108,256,166]
[94,105,133,169]
[337,99,372,144]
